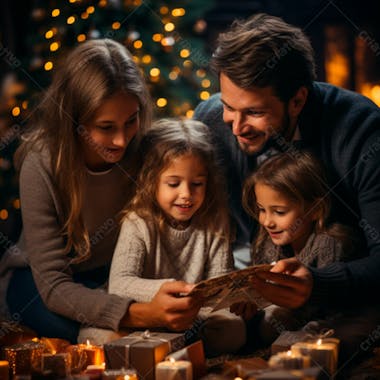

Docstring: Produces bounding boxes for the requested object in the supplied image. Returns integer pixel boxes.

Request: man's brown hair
[211,13,316,102]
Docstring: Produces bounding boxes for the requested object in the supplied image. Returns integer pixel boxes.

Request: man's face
[220,73,292,155]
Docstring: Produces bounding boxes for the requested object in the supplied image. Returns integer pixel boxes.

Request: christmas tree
[0,0,217,250]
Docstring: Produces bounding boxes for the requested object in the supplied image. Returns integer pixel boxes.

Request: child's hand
[230,301,258,320]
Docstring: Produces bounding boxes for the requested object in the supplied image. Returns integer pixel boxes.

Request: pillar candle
[0,361,10,380]
[268,350,311,369]
[84,364,105,380]
[155,359,192,380]
[291,338,339,378]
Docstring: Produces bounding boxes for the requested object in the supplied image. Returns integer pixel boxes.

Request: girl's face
[156,154,207,227]
[255,182,315,253]
[80,91,140,171]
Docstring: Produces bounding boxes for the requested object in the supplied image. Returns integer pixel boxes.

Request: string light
[150,68,160,77]
[142,55,152,64]
[201,79,211,88]
[67,16,76,24]
[50,42,60,52]
[183,60,192,68]
[13,199,20,209]
[98,0,107,7]
[87,6,95,14]
[22,101,28,109]
[112,22,121,30]
[0,209,8,220]
[45,30,54,39]
[164,23,175,32]
[12,107,20,117]
[81,12,89,19]
[133,40,143,49]
[169,71,178,80]
[51,9,60,17]
[152,33,163,42]
[196,69,206,77]
[77,34,86,42]
[180,49,190,58]
[186,110,194,118]
[156,98,167,107]
[44,61,53,71]
[172,8,185,17]
[160,6,169,15]
[200,91,210,100]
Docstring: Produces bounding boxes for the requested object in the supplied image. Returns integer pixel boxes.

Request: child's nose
[180,183,191,198]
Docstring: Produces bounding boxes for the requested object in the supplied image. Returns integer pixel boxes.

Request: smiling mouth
[175,204,193,209]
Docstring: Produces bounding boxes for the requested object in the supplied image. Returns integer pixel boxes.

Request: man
[194,13,380,366]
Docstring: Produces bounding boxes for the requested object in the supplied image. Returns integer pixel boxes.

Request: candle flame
[169,357,176,363]
[286,350,292,356]
[317,338,322,345]
[86,339,91,347]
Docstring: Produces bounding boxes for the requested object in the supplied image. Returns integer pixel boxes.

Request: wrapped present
[104,330,185,380]
[3,341,45,376]
[271,330,311,355]
[166,340,206,379]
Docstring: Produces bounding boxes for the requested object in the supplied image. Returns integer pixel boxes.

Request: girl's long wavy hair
[243,151,350,256]
[15,39,152,263]
[124,118,230,240]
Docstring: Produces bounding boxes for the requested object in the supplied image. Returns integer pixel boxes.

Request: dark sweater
[194,82,380,305]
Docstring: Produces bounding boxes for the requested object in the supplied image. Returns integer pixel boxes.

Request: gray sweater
[108,212,234,302]
[14,148,133,330]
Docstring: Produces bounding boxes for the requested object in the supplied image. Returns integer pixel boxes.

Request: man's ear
[288,87,308,118]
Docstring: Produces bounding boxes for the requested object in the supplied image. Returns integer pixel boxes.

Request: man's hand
[122,281,201,330]
[251,258,313,308]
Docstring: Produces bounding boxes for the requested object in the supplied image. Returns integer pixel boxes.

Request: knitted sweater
[253,232,344,269]
[11,148,134,330]
[194,82,380,305]
[108,212,234,302]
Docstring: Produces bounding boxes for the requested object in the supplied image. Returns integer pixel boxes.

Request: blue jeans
[6,266,108,343]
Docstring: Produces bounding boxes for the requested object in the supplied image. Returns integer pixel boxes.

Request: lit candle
[291,338,339,378]
[155,358,192,380]
[268,350,311,369]
[41,352,71,378]
[0,361,9,380]
[79,340,104,367]
[84,363,105,380]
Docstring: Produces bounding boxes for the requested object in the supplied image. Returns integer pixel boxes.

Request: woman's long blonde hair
[16,39,152,262]
[125,118,230,240]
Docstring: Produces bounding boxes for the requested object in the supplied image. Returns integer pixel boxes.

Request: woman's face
[80,91,140,171]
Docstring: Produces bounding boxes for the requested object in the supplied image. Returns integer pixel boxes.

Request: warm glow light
[196,69,206,77]
[50,42,60,52]
[186,110,194,118]
[51,9,60,17]
[86,340,91,347]
[112,22,121,30]
[142,55,151,64]
[150,68,160,77]
[370,85,380,106]
[67,16,76,24]
[77,34,86,42]
[164,22,175,32]
[81,12,89,19]
[152,33,163,42]
[0,209,8,220]
[44,61,53,71]
[161,37,175,47]
[99,0,107,7]
[45,30,54,39]
[169,71,178,80]
[87,6,95,14]
[317,339,322,345]
[200,91,210,100]
[133,40,143,49]
[183,60,192,68]
[12,107,20,117]
[22,101,28,109]
[160,6,169,15]
[180,49,190,58]
[13,199,20,209]
[172,8,185,17]
[201,79,211,88]
[156,98,167,107]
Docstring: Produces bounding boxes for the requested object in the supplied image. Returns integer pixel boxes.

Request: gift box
[271,330,311,355]
[166,340,206,379]
[223,357,268,377]
[104,330,185,380]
